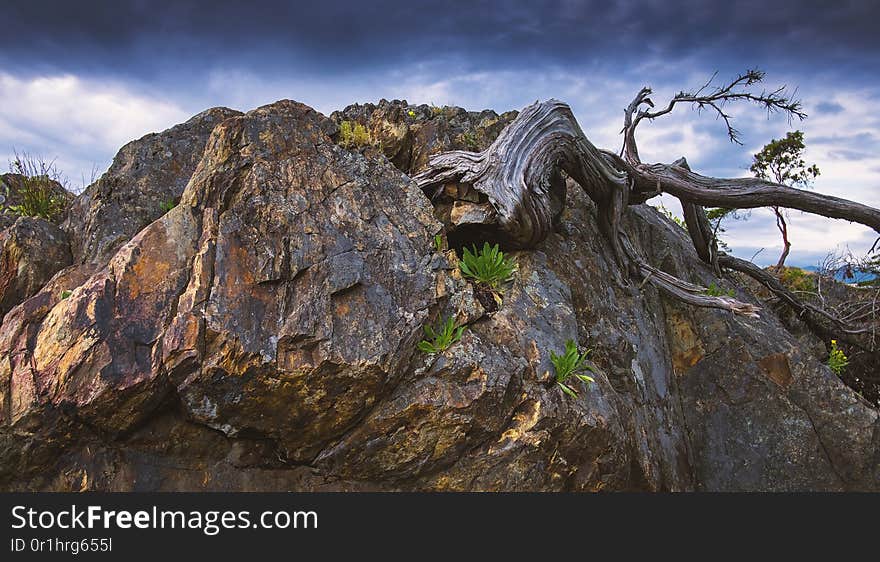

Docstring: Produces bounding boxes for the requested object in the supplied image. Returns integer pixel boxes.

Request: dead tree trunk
[415,70,880,321]
[415,100,627,250]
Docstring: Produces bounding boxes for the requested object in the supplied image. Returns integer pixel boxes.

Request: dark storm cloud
[2,0,879,79]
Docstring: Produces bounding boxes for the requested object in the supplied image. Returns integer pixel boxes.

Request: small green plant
[459,243,517,290]
[160,199,177,213]
[550,339,596,398]
[338,120,371,148]
[5,185,66,221]
[407,109,417,118]
[433,234,443,252]
[459,131,480,150]
[418,316,465,354]
[704,282,735,297]
[60,290,72,300]
[827,339,849,376]
[656,203,686,229]
[429,104,444,117]
[4,154,68,221]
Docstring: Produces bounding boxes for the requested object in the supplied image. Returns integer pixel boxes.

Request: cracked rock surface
[0,99,876,491]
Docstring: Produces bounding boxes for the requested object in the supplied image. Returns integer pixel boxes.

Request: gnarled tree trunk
[416,91,880,322]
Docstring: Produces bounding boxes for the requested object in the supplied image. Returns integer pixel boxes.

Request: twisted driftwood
[415,71,880,322]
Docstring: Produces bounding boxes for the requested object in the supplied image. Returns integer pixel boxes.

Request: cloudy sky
[1,0,878,267]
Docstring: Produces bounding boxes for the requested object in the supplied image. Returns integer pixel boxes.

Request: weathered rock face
[622,207,879,490]
[0,99,877,492]
[62,107,242,267]
[750,270,880,410]
[331,100,526,249]
[0,217,72,318]
[0,174,75,317]
[331,99,518,175]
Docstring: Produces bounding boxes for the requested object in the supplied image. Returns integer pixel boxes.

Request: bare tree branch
[621,69,806,165]
[717,253,870,336]
[416,86,880,321]
[632,162,880,232]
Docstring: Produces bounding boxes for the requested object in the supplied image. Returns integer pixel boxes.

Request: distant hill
[802,265,877,284]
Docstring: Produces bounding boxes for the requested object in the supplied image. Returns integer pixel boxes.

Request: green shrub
[60,290,72,300]
[550,339,596,398]
[779,267,815,293]
[459,243,516,290]
[338,120,371,148]
[704,282,735,297]
[4,154,68,222]
[433,234,443,252]
[459,131,480,150]
[418,316,465,354]
[827,339,848,376]
[160,199,177,213]
[407,109,417,118]
[656,204,686,229]
[5,183,66,221]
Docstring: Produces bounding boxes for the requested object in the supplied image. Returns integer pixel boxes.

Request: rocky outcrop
[331,99,518,175]
[331,100,525,249]
[0,217,72,318]
[0,99,876,492]
[0,174,74,316]
[62,107,242,267]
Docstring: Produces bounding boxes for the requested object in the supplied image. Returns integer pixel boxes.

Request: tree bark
[416,98,880,320]
[773,207,791,269]
[414,100,629,254]
[626,162,880,232]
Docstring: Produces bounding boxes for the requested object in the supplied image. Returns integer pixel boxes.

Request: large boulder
[331,100,525,249]
[0,99,876,491]
[63,107,242,267]
[0,172,74,320]
[0,217,71,318]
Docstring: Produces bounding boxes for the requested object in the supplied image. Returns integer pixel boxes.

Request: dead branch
[630,163,880,231]
[717,254,869,336]
[415,80,880,321]
[621,69,805,165]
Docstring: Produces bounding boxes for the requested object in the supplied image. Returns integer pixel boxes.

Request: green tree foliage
[779,266,816,293]
[705,207,748,251]
[749,131,820,268]
[859,255,880,286]
[704,282,734,297]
